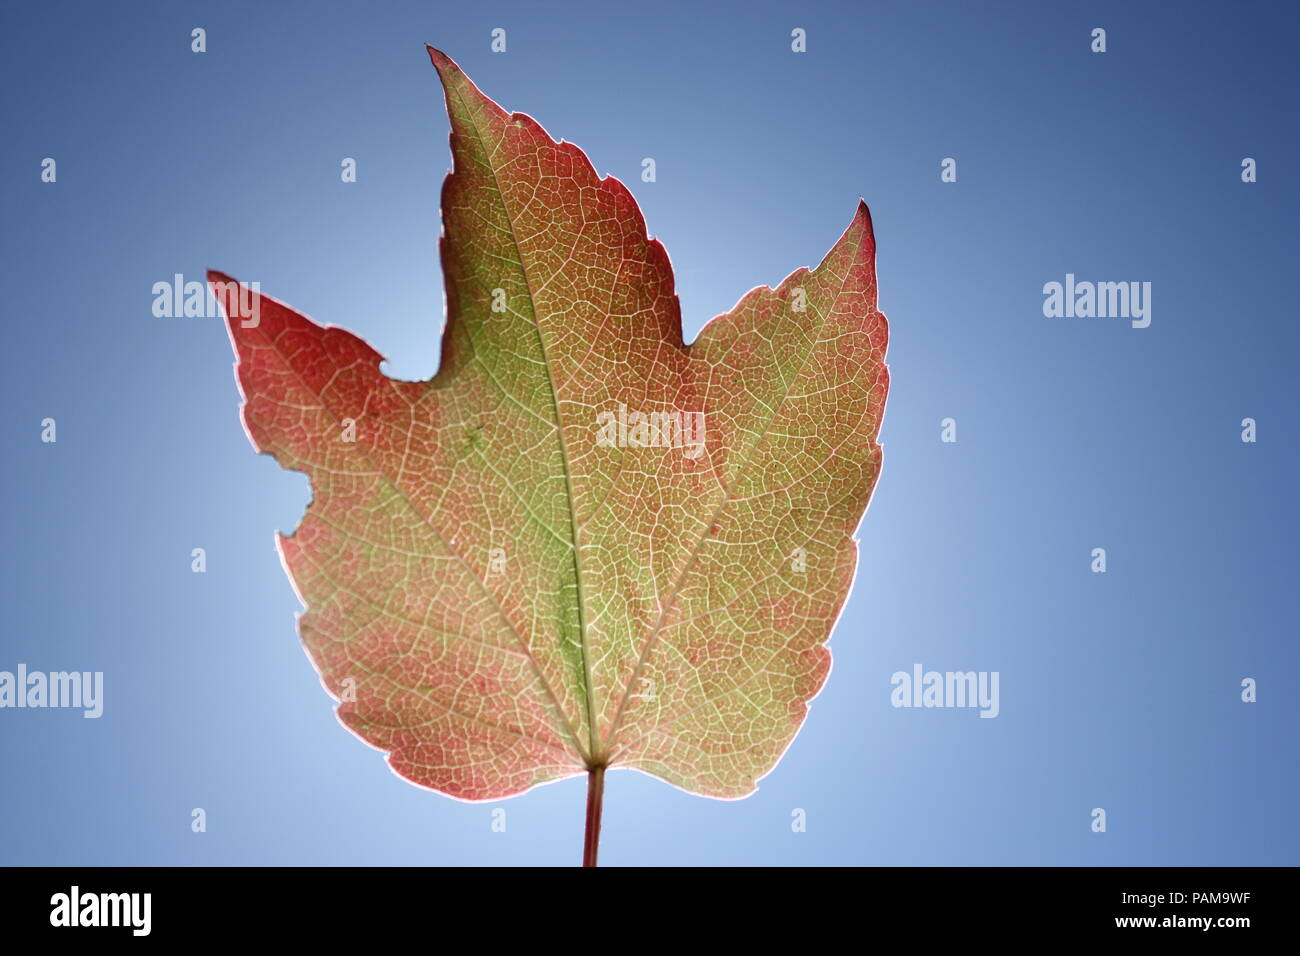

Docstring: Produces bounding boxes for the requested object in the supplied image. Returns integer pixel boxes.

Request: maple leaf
[210,46,888,864]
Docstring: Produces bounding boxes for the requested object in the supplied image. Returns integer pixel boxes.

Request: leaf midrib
[449,83,602,766]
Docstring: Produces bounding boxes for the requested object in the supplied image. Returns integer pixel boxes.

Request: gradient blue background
[2,0,1295,866]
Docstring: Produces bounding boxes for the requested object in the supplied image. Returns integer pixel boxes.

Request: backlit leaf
[210,48,888,815]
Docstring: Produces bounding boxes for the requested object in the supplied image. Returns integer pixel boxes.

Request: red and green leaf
[211,47,888,857]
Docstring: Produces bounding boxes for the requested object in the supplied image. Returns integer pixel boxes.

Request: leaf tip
[843,199,878,272]
[206,270,240,320]
[853,198,875,237]
[206,271,260,344]
[424,44,457,74]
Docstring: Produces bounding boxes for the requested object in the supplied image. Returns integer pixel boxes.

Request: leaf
[210,48,888,810]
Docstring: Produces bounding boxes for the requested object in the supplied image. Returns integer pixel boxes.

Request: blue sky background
[1,0,1295,865]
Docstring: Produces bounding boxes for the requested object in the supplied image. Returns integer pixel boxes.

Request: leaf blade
[213,48,888,802]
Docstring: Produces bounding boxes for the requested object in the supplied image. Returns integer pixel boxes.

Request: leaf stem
[582,764,606,867]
